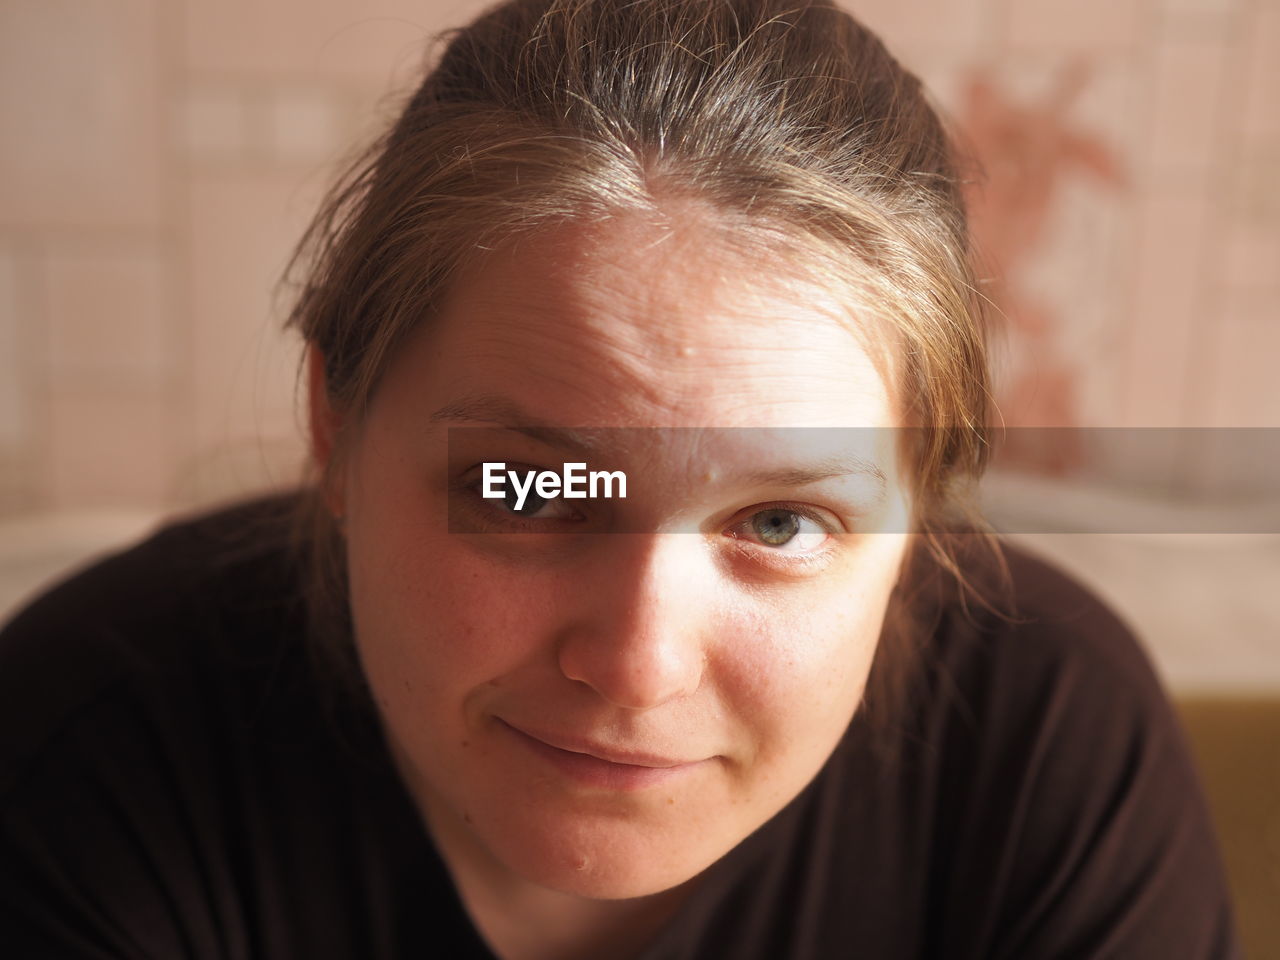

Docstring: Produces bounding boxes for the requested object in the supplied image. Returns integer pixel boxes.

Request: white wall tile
[184,172,321,462]
[1218,224,1280,292]
[48,384,175,507]
[1228,156,1280,223]
[44,246,171,383]
[0,0,163,228]
[181,0,470,86]
[0,250,24,449]
[1121,188,1214,426]
[1142,34,1231,177]
[266,88,343,165]
[1164,0,1239,17]
[180,86,252,163]
[1201,291,1280,428]
[1239,1,1280,147]
[1005,0,1145,52]
[845,0,991,56]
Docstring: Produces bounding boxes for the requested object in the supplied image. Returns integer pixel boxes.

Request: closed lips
[499,719,699,768]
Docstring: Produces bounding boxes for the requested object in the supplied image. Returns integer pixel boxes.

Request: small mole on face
[461,740,470,748]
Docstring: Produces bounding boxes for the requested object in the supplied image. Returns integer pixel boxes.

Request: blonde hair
[280,0,1000,732]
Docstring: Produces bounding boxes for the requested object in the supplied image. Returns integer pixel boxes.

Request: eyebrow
[430,394,601,456]
[738,458,887,495]
[432,393,889,496]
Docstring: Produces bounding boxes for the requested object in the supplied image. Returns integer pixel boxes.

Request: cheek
[717,605,871,744]
[346,529,567,698]
[713,538,905,768]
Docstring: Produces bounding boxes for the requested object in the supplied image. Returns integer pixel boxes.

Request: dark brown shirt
[0,495,1241,958]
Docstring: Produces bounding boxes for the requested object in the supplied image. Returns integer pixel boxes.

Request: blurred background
[0,0,1276,952]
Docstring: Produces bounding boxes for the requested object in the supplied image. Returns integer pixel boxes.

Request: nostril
[556,631,705,711]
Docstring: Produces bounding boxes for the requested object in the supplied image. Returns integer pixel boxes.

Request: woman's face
[333,206,912,899]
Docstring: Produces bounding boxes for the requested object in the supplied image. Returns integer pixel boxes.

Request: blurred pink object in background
[958,60,1126,475]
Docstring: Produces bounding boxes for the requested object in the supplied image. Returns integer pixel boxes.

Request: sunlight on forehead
[411,207,900,433]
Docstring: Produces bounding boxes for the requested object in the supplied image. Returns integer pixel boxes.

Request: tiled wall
[0,0,1276,517]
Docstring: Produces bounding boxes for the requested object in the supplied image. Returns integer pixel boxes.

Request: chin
[483,809,720,900]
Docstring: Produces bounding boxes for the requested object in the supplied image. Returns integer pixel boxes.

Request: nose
[555,534,710,711]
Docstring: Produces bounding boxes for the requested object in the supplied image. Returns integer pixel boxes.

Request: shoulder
[903,539,1240,958]
[0,491,306,800]
[1,490,303,637]
[0,491,432,957]
[922,538,1167,730]
[914,538,1185,828]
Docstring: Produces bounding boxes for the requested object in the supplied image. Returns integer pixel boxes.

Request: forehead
[396,208,896,430]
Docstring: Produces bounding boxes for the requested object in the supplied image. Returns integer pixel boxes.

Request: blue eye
[728,506,832,556]
[752,509,801,545]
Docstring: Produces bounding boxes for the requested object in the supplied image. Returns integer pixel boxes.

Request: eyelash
[455,469,843,572]
[724,502,840,571]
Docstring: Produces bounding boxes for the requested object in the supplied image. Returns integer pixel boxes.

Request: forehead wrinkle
[525,212,779,354]
[446,260,704,419]
[461,209,863,366]
[457,303,673,416]
[429,212,895,430]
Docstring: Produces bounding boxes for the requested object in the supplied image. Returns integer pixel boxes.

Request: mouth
[496,718,709,790]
